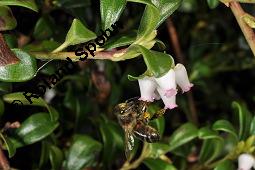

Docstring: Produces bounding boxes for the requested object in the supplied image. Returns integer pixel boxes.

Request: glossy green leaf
[0,49,37,82]
[232,101,252,140]
[128,0,160,41]
[207,0,219,9]
[3,92,45,106]
[198,127,223,141]
[147,143,170,158]
[49,145,64,170]
[103,31,137,49]
[4,34,18,48]
[198,127,224,164]
[0,6,17,31]
[214,160,235,170]
[212,120,238,141]
[168,123,198,151]
[65,135,102,170]
[100,0,126,30]
[9,113,59,148]
[0,0,38,12]
[143,158,176,170]
[153,0,182,27]
[0,133,16,158]
[33,16,54,40]
[0,98,4,118]
[3,92,59,122]
[54,19,96,52]
[199,139,223,164]
[23,40,60,52]
[138,45,174,78]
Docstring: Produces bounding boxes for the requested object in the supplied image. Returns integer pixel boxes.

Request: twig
[30,48,128,61]
[166,18,198,125]
[229,1,255,57]
[0,146,10,170]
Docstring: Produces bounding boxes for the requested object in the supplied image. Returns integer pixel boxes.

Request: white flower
[137,63,193,110]
[174,63,193,93]
[157,87,177,109]
[238,153,255,170]
[138,76,157,102]
[154,69,177,97]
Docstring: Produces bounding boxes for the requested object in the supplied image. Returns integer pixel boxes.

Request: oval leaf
[49,145,64,170]
[9,113,59,148]
[54,19,96,52]
[143,158,176,170]
[0,0,38,12]
[100,0,126,30]
[168,123,198,151]
[0,49,37,82]
[212,120,238,141]
[65,135,102,170]
[0,134,16,158]
[0,6,17,31]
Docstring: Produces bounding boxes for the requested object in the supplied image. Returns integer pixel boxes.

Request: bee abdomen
[133,123,160,143]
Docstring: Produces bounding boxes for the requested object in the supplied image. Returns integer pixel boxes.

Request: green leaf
[199,139,223,165]
[0,6,17,31]
[65,135,102,170]
[147,143,170,158]
[198,127,223,141]
[49,145,64,170]
[168,123,198,151]
[143,158,176,170]
[0,49,37,82]
[153,0,182,27]
[3,92,59,122]
[103,31,137,49]
[33,16,54,40]
[207,0,219,9]
[98,117,124,167]
[138,45,174,78]
[0,98,4,118]
[0,0,38,12]
[198,127,224,164]
[250,116,255,135]
[128,0,160,41]
[54,19,96,52]
[3,92,45,106]
[214,160,235,170]
[23,40,60,52]
[232,101,252,140]
[9,113,59,148]
[0,133,16,158]
[100,0,126,30]
[212,120,238,141]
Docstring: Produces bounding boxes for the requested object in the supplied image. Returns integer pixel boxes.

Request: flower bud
[238,153,255,170]
[138,77,157,102]
[174,64,193,93]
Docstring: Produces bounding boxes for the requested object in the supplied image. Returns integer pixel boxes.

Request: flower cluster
[238,153,255,170]
[138,63,193,109]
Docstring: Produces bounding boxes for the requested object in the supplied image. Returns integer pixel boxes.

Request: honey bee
[113,97,165,159]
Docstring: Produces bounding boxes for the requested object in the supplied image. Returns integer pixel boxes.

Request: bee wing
[124,130,135,160]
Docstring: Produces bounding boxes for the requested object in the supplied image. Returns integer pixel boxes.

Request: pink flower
[174,64,193,93]
[138,76,157,102]
[137,63,193,110]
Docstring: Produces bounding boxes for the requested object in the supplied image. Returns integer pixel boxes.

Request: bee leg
[151,108,166,120]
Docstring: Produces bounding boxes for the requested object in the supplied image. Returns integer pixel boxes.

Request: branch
[0,146,10,170]
[0,33,19,66]
[229,1,255,56]
[30,48,128,61]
